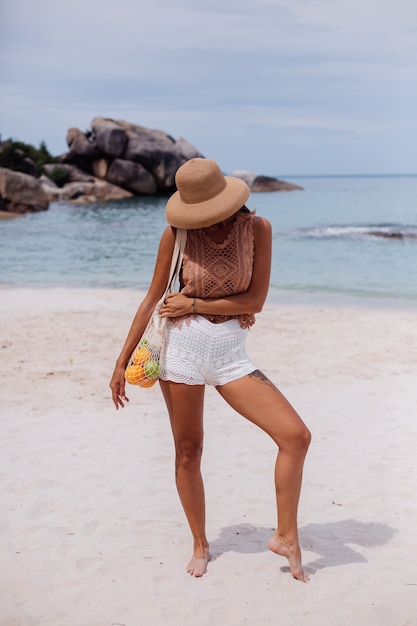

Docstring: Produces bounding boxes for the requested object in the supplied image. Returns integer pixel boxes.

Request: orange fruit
[125,363,157,388]
[132,347,152,365]
[125,363,146,385]
[138,377,157,388]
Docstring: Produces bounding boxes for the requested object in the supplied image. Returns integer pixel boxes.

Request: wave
[298,223,417,241]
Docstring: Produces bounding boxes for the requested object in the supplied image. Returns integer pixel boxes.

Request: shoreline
[1,287,416,625]
[1,283,417,313]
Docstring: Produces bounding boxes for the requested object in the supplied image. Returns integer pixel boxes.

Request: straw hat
[166,158,250,229]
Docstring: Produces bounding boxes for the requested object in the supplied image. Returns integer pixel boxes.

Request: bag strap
[166,228,187,294]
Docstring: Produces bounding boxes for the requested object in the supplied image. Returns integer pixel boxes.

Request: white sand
[1,287,417,626]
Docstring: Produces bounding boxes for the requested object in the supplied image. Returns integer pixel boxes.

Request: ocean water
[1,175,416,309]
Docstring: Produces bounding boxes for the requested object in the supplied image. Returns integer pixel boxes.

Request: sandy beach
[1,286,417,626]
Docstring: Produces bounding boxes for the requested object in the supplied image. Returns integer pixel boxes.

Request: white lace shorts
[160,315,256,386]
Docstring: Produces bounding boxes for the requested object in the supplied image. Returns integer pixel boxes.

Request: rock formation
[62,117,204,197]
[0,118,303,215]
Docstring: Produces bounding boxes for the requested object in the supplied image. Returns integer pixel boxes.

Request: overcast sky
[1,0,416,176]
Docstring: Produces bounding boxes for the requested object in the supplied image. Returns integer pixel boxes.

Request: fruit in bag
[132,347,152,365]
[143,359,162,379]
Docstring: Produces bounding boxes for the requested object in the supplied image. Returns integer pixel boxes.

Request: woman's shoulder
[160,225,176,242]
[239,210,271,229]
[252,213,272,236]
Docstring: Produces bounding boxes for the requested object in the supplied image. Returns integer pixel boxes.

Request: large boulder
[107,159,157,195]
[118,121,176,161]
[117,121,184,189]
[174,136,204,161]
[0,167,49,213]
[91,118,127,157]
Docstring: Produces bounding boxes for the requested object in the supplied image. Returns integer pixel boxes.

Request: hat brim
[166,176,250,229]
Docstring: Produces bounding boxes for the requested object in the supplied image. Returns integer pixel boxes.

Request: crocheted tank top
[180,211,256,328]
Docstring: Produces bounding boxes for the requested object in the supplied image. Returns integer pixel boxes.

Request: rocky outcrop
[0,167,49,213]
[0,119,303,215]
[63,117,204,196]
[230,170,303,191]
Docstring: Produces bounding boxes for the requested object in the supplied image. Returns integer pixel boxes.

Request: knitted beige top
[179,211,256,328]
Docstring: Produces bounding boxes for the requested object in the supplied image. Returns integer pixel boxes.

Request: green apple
[143,359,161,379]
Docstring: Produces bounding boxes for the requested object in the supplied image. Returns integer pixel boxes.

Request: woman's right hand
[109,364,130,410]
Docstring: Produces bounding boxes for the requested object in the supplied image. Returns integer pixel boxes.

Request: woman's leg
[216,370,311,582]
[159,379,210,577]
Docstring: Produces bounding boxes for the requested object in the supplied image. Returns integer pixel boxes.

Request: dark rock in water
[366,230,417,240]
[230,170,303,192]
[253,175,303,192]
[0,167,49,213]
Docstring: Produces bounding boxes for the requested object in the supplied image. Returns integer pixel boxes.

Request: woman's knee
[175,439,203,470]
[300,425,312,451]
[279,424,311,453]
[292,423,311,453]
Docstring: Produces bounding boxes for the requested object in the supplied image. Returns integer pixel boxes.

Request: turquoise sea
[1,175,416,308]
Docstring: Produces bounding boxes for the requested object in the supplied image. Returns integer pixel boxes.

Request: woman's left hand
[159,292,193,318]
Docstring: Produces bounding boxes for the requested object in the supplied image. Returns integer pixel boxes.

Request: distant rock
[230,170,303,192]
[0,167,49,213]
[366,230,417,240]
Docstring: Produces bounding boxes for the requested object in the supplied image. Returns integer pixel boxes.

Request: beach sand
[1,287,416,626]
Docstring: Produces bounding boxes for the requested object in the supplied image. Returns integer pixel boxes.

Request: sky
[1,0,416,176]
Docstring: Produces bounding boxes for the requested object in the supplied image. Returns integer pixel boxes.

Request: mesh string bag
[125,229,186,388]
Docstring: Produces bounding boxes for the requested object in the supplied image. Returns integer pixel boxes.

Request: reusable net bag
[125,229,186,388]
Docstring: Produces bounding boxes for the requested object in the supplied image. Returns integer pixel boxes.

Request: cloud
[1,0,416,174]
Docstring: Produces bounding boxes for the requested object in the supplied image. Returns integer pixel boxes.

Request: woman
[109,158,311,582]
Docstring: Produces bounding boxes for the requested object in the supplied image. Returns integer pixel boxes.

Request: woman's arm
[161,216,272,318]
[109,226,175,408]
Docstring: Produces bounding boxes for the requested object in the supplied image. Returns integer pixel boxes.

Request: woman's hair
[239,205,255,216]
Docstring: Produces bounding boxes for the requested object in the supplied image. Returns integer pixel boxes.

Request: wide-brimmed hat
[166,158,250,229]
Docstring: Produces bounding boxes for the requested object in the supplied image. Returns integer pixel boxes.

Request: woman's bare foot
[268,535,309,583]
[186,547,210,577]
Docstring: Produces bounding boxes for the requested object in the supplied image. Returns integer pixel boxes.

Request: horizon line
[280,173,417,179]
